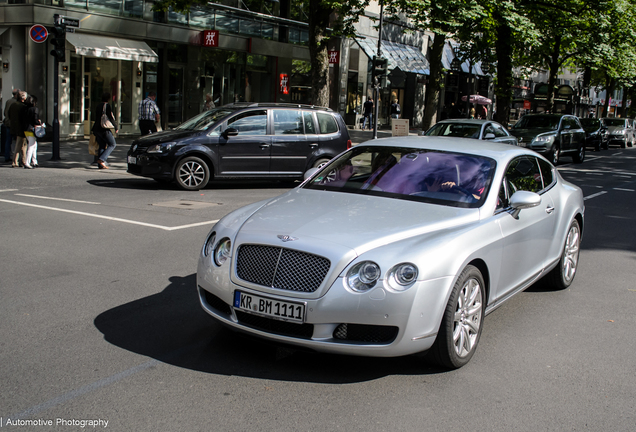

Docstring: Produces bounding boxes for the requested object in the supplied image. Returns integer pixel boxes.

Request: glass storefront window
[86,58,119,121]
[69,55,82,124]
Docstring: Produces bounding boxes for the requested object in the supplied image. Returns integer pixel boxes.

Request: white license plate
[234,291,306,323]
[127,156,137,164]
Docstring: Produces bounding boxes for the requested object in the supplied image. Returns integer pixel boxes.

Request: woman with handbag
[92,92,118,169]
[23,95,43,169]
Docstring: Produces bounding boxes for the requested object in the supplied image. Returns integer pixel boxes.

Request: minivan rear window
[317,113,338,134]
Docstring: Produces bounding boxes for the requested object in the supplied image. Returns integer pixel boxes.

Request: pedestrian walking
[8,90,27,168]
[203,93,215,111]
[363,98,374,130]
[23,95,43,169]
[92,92,118,170]
[138,91,161,135]
[2,89,20,162]
[390,99,401,119]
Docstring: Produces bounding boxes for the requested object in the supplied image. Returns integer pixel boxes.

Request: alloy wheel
[562,223,580,284]
[453,277,483,358]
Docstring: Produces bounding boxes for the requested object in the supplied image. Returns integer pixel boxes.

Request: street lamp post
[373,0,384,139]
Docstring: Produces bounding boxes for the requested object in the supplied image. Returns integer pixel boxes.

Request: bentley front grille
[236,244,331,293]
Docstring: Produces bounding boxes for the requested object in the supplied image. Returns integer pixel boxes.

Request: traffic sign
[29,25,48,43]
[56,15,80,28]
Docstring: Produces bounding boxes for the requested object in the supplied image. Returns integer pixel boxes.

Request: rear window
[274,110,303,135]
[426,123,481,139]
[317,113,338,134]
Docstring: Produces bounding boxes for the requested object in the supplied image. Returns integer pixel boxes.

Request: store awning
[65,33,158,63]
[356,37,430,75]
[443,41,488,76]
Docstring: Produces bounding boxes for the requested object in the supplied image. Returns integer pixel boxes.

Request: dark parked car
[579,117,608,151]
[602,117,634,148]
[510,114,585,165]
[421,119,518,146]
[127,103,352,190]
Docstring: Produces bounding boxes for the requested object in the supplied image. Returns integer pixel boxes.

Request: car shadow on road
[86,178,300,191]
[94,274,446,383]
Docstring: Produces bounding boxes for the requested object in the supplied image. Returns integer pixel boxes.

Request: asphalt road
[1,143,635,431]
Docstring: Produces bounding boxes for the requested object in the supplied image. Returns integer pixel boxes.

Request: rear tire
[313,158,331,169]
[175,156,211,191]
[545,219,581,290]
[429,265,485,369]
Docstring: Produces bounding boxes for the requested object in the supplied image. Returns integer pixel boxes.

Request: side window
[317,112,339,134]
[484,124,496,138]
[505,156,543,193]
[537,158,555,189]
[226,110,267,135]
[303,111,316,134]
[273,110,303,135]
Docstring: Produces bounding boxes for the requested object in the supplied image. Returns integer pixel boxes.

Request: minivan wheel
[572,144,585,163]
[313,158,331,169]
[175,156,211,191]
[550,145,560,165]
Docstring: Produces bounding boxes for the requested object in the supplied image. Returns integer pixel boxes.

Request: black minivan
[127,103,352,190]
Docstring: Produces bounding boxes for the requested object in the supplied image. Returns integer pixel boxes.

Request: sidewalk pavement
[4,127,424,172]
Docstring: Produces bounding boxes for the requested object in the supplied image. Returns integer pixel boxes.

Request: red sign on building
[523,100,531,110]
[328,50,340,64]
[201,30,219,47]
[279,74,289,95]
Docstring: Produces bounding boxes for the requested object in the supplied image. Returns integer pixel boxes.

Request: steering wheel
[450,185,473,196]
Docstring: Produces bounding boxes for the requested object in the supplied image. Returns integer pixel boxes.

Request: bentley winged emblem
[277,234,298,242]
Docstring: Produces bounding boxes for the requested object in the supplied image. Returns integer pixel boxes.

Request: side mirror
[222,128,239,139]
[303,167,319,181]
[509,190,541,219]
[484,133,496,140]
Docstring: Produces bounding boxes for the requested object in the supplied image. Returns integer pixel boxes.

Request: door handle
[546,206,555,214]
[260,144,270,149]
[309,143,319,148]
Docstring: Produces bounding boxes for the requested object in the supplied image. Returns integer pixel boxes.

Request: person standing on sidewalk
[2,88,19,162]
[92,92,118,170]
[22,95,43,169]
[390,99,401,119]
[9,90,27,167]
[363,98,374,130]
[138,91,161,135]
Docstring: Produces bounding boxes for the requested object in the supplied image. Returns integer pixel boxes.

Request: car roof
[357,136,533,162]
[222,102,333,112]
[435,119,492,125]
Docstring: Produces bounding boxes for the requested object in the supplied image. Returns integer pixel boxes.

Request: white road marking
[15,194,101,205]
[0,189,19,193]
[584,191,607,200]
[0,198,217,231]
[613,188,635,192]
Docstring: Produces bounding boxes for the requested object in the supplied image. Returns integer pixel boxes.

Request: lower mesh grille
[202,290,232,315]
[333,323,399,344]
[235,310,314,339]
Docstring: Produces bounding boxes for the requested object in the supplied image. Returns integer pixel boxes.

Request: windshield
[425,123,481,139]
[304,146,496,208]
[579,118,600,130]
[512,115,560,130]
[604,118,628,127]
[175,108,236,131]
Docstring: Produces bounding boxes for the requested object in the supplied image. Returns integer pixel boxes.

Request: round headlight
[347,261,380,292]
[214,238,232,266]
[203,232,216,257]
[387,263,419,291]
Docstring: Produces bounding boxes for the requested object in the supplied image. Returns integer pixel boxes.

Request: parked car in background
[127,103,352,190]
[197,137,584,369]
[579,117,608,151]
[510,114,586,165]
[603,117,634,148]
[421,119,518,146]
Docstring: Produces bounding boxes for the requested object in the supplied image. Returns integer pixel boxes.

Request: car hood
[509,127,556,141]
[132,129,198,147]
[235,188,480,257]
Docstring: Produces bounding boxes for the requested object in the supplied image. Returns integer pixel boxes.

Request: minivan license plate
[127,156,137,164]
[234,291,305,323]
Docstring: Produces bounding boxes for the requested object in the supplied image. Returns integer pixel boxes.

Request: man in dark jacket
[3,88,20,162]
[363,98,374,130]
[8,91,27,167]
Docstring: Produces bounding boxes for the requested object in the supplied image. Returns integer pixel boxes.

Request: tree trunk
[309,0,331,107]
[493,15,513,127]
[422,32,446,130]
[546,35,562,113]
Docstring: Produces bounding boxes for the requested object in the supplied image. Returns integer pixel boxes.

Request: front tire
[545,219,581,290]
[572,143,585,163]
[550,145,560,165]
[175,156,211,191]
[429,265,485,369]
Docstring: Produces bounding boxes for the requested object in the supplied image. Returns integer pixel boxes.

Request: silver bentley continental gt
[197,137,584,369]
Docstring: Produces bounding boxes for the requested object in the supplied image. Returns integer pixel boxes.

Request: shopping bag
[88,134,99,156]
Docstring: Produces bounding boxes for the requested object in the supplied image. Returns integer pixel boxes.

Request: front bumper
[126,151,173,179]
[196,256,453,357]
